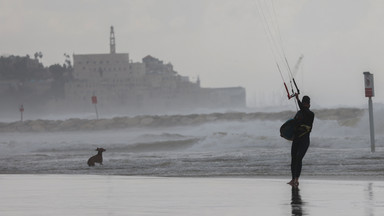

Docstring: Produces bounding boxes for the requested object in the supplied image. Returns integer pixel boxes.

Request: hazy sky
[1,0,383,108]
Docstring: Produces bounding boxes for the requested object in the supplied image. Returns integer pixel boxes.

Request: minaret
[110,26,116,54]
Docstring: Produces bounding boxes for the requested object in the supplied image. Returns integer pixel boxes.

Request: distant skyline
[1,0,383,108]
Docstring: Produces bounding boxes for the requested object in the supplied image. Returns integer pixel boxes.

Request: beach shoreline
[2,171,383,181]
[1,174,383,216]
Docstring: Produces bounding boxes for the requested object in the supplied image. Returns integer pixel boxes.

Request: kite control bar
[292,78,300,95]
[284,77,300,100]
[283,82,293,99]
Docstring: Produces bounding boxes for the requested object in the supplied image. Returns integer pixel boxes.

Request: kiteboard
[280,118,296,141]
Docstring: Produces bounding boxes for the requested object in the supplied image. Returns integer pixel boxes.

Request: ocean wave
[0,109,383,177]
[112,138,200,153]
[0,108,364,132]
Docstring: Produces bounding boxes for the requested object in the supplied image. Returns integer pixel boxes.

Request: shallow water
[1,175,383,216]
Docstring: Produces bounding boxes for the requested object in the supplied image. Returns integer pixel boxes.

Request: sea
[1,107,383,215]
[0,106,383,177]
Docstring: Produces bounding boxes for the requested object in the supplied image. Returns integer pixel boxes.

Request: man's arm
[295,93,304,110]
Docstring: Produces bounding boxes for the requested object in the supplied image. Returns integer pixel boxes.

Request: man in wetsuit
[288,95,314,187]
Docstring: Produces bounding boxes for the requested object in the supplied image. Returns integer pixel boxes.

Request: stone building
[62,26,246,114]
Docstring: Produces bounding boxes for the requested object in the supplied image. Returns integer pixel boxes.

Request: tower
[110,26,116,54]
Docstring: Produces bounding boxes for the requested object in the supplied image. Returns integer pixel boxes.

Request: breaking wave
[0,108,364,132]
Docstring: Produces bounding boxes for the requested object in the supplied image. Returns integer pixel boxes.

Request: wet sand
[1,175,383,216]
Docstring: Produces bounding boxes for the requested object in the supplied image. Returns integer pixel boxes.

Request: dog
[87,148,106,167]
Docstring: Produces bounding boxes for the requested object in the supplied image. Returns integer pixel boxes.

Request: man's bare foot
[287,179,295,186]
[287,178,299,187]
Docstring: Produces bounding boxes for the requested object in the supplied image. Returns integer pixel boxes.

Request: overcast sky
[1,0,383,108]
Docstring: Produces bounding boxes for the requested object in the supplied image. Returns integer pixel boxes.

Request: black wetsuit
[291,99,314,179]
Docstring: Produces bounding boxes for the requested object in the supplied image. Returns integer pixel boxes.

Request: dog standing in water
[87,148,106,167]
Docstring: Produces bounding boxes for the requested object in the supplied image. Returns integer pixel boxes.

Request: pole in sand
[363,72,375,153]
[92,95,99,120]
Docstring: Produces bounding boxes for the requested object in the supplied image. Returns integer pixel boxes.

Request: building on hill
[61,26,246,114]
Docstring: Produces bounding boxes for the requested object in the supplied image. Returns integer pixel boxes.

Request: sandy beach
[1,174,383,216]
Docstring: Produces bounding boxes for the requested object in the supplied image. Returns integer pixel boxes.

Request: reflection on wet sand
[366,183,374,216]
[291,187,306,216]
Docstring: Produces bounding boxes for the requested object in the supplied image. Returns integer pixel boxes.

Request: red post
[363,72,375,153]
[19,104,24,122]
[92,96,97,104]
[91,96,99,119]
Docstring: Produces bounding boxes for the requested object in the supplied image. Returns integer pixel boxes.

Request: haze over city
[1,2,384,215]
[1,0,383,108]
